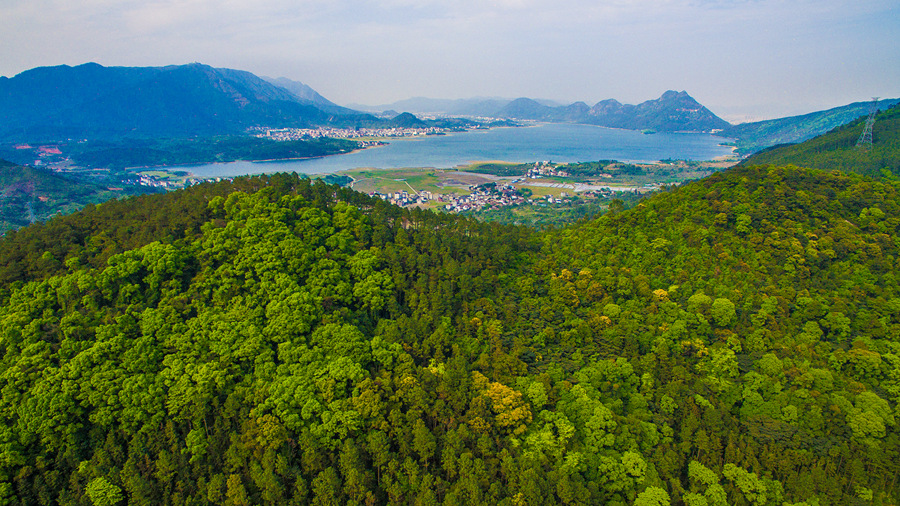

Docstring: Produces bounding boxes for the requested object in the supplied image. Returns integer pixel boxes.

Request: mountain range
[353,94,900,153]
[354,91,731,132]
[2,62,894,155]
[0,63,379,141]
[0,64,733,143]
[347,97,564,117]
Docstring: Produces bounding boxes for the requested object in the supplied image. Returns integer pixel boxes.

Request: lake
[177,123,734,178]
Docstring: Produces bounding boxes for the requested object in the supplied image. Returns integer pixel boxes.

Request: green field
[340,167,497,196]
[337,163,694,202]
[464,161,533,176]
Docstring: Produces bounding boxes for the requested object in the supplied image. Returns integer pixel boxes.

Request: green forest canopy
[0,164,898,505]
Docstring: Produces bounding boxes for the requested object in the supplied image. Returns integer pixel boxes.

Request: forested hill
[0,166,899,505]
[0,159,154,233]
[739,101,900,178]
[722,98,900,156]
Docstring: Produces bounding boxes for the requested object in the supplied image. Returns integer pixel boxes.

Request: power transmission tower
[856,97,879,148]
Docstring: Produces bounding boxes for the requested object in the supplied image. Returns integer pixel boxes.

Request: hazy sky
[2,0,897,121]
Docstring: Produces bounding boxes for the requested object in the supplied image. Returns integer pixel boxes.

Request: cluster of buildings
[525,161,570,178]
[441,184,527,212]
[117,174,187,189]
[371,184,536,213]
[366,162,594,213]
[252,126,446,141]
[370,190,436,207]
[121,174,230,189]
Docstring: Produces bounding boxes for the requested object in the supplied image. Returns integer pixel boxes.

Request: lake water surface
[178,123,734,178]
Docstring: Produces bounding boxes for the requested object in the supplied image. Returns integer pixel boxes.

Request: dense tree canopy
[0,165,898,505]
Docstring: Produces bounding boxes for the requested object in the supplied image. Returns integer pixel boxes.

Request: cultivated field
[340,167,501,196]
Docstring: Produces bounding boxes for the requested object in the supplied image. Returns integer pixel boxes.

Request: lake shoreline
[123,144,385,174]
[159,123,736,180]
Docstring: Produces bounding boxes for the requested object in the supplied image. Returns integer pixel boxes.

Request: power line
[856,97,879,148]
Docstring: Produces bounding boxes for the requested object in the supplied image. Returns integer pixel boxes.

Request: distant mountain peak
[389,112,428,128]
[583,91,729,132]
[660,89,687,99]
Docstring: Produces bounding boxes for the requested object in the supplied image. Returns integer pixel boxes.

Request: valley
[337,158,732,218]
[0,60,898,505]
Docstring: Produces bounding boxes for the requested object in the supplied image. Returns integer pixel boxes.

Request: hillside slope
[0,159,153,233]
[0,164,898,504]
[739,102,900,177]
[261,76,361,116]
[723,98,900,155]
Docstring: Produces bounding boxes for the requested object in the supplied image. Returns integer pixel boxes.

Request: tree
[710,298,735,327]
[634,486,671,506]
[413,418,436,465]
[723,464,767,506]
[484,381,533,435]
[86,477,124,506]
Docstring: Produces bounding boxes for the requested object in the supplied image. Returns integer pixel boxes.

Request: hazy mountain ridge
[347,97,563,117]
[354,91,730,132]
[260,76,360,116]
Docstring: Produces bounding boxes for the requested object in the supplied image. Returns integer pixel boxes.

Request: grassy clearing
[340,168,496,196]
[462,161,532,176]
[343,168,441,195]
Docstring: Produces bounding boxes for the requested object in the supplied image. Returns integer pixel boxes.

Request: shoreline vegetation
[2,122,738,176]
[0,135,365,174]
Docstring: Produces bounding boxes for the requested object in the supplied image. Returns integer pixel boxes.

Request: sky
[1,0,898,122]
